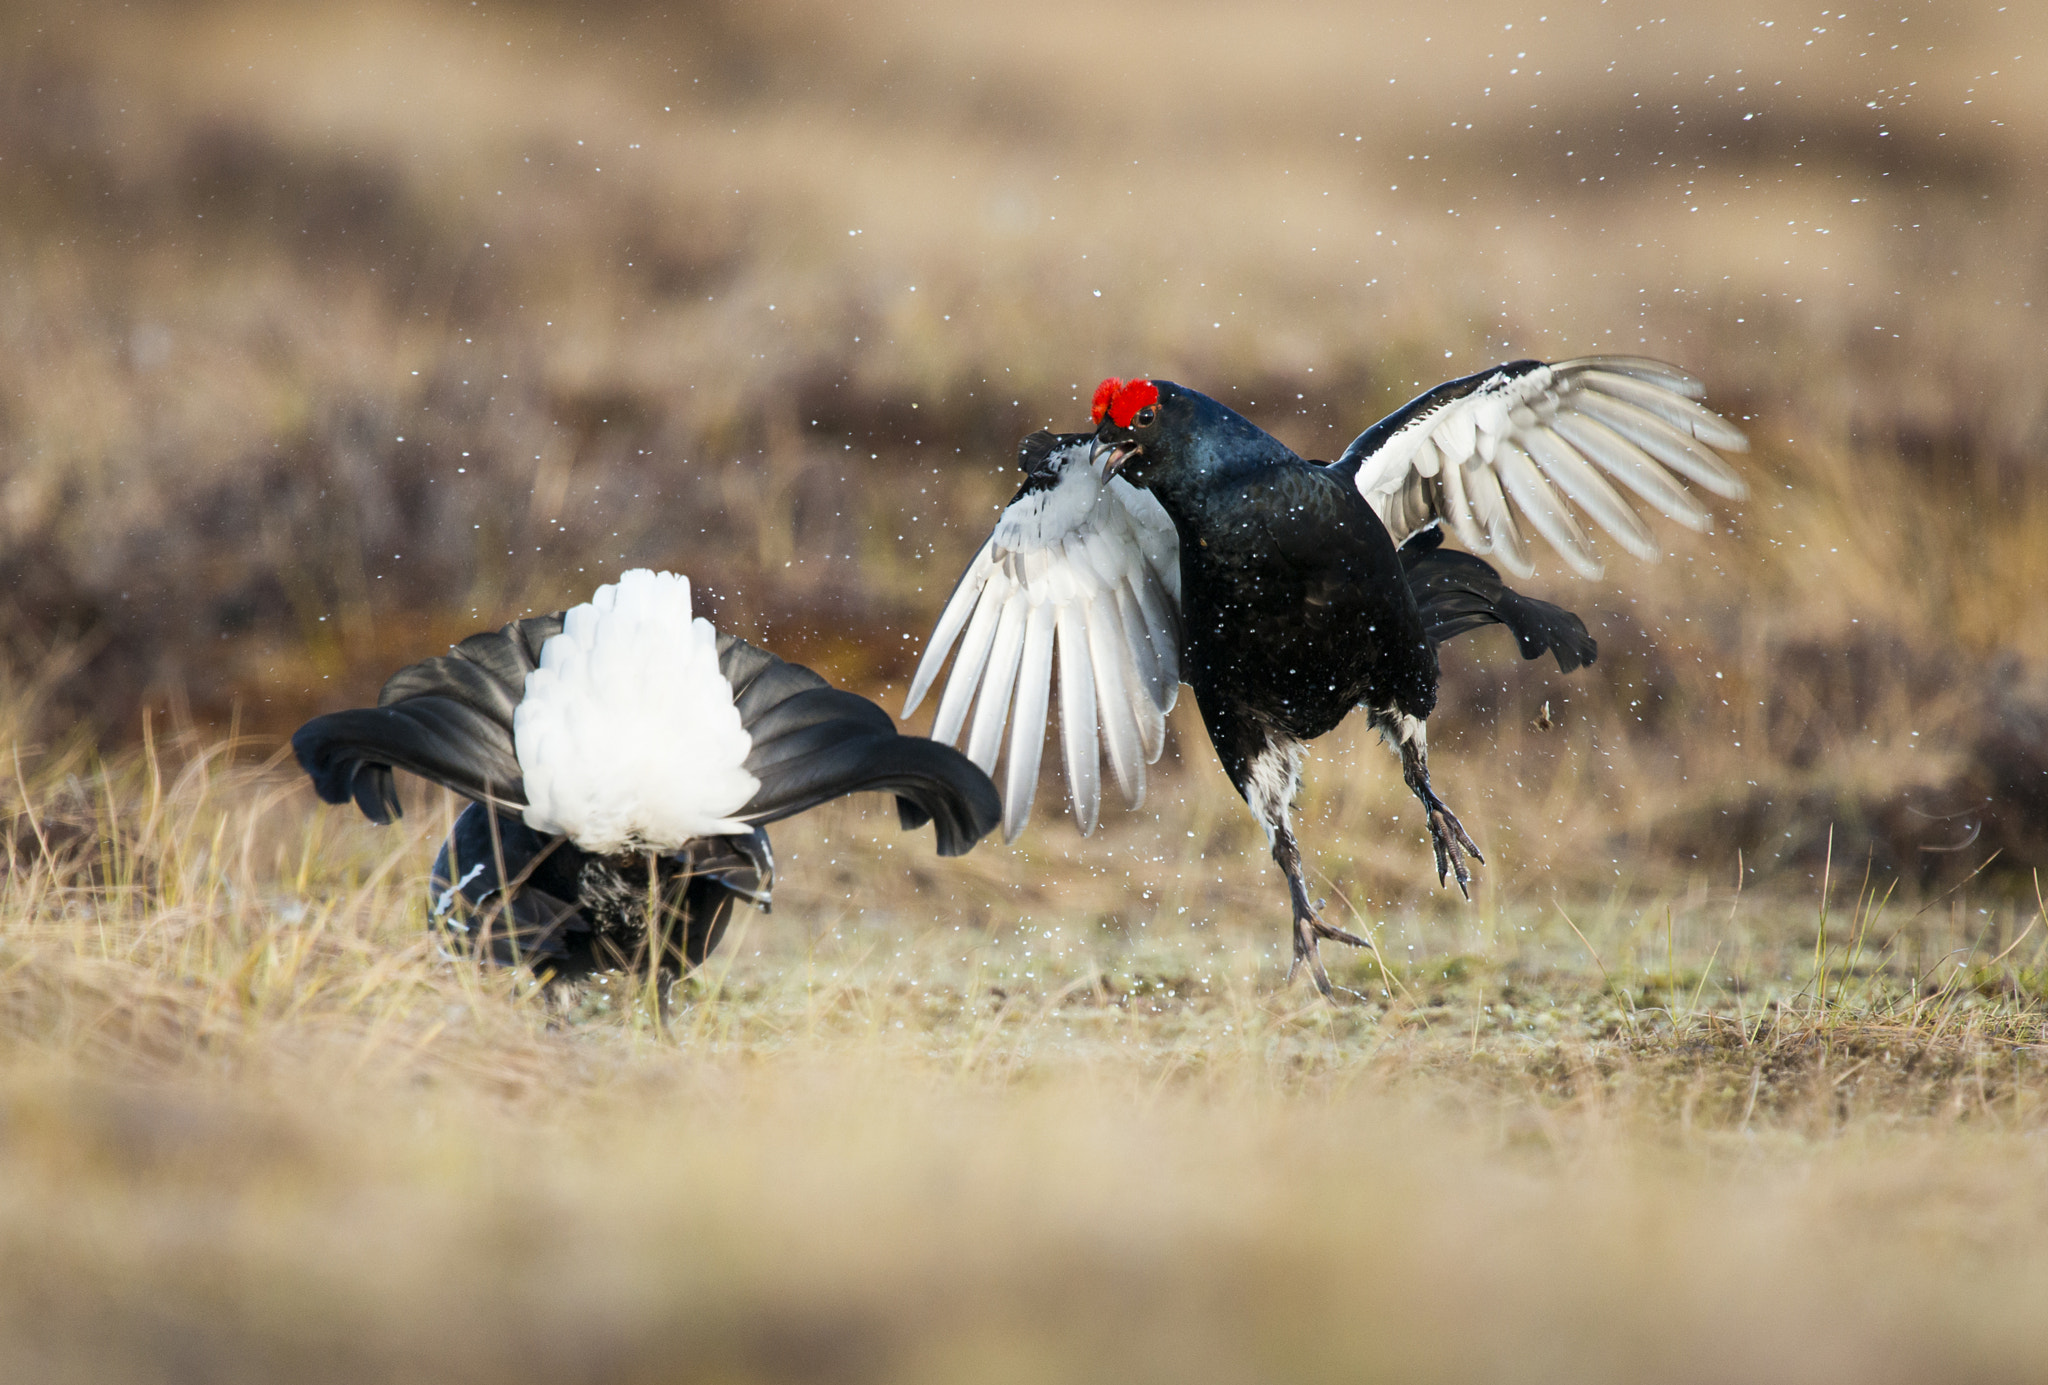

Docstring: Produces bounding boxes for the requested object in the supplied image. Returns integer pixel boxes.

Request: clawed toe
[1395,731,1485,900]
[1272,822,1376,1001]
[1424,798,1484,898]
[1289,920,1337,999]
[1309,916,1375,951]
[1290,907,1375,1000]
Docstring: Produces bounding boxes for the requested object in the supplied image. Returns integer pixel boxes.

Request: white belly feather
[512,569,758,852]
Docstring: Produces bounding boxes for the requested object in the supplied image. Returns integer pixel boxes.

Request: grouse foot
[1287,905,1379,1000]
[1392,730,1484,897]
[1421,790,1484,896]
[1272,820,1377,999]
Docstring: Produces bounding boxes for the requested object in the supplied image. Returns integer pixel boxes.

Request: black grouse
[904,358,1746,995]
[295,568,1001,986]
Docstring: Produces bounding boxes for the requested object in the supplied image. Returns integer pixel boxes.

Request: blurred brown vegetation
[2,0,2047,895]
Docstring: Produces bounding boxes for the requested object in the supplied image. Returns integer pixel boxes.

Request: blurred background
[3,10,2045,1381]
[2,0,2044,893]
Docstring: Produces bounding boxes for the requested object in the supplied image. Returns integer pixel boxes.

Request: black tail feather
[294,612,1001,855]
[722,648,1001,856]
[292,698,526,823]
[378,615,559,715]
[1399,528,1598,673]
[291,614,558,822]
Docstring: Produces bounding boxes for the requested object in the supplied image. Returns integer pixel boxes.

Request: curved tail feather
[723,651,1001,855]
[292,698,526,824]
[381,615,560,714]
[294,609,1000,855]
[292,614,560,823]
[1399,528,1598,673]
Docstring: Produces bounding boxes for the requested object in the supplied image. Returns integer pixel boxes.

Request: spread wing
[1333,356,1749,579]
[903,431,1182,841]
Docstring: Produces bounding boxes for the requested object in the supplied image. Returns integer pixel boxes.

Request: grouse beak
[1089,436,1141,479]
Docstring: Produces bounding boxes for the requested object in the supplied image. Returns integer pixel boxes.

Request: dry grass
[0,714,2043,1383]
[5,1,2048,1378]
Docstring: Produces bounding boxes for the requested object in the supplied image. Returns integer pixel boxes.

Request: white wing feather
[905,441,1181,841]
[1053,600,1101,836]
[909,357,1739,838]
[1347,355,1749,578]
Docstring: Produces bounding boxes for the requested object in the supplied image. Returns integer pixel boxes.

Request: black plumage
[1398,526,1597,673]
[427,802,771,979]
[912,357,1746,996]
[295,606,1000,985]
[1093,383,1494,991]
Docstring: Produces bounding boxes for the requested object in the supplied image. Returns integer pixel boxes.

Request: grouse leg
[1273,820,1378,999]
[1390,723,1483,896]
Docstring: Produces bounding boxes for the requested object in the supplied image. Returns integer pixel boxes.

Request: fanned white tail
[513,569,758,852]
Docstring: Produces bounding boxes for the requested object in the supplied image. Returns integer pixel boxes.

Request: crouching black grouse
[905,358,1746,995]
[295,568,1000,985]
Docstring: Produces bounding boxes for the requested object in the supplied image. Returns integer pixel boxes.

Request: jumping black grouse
[295,568,1001,984]
[905,358,1746,995]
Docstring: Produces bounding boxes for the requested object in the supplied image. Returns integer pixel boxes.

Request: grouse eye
[1133,406,1157,427]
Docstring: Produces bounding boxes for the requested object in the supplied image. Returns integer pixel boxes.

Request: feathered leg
[1243,738,1378,999]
